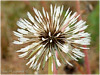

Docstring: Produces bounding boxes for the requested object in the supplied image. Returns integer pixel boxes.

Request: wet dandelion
[13,4,90,71]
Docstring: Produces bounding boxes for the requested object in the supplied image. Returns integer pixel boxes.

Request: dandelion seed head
[13,4,90,71]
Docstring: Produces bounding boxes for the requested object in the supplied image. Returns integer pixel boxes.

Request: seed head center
[40,31,65,47]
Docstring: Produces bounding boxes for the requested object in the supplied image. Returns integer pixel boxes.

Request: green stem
[53,51,58,74]
[48,56,53,74]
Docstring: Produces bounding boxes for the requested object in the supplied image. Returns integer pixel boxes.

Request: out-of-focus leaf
[77,58,84,65]
[87,4,99,45]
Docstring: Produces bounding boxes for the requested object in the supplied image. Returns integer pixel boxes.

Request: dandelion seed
[13,4,90,71]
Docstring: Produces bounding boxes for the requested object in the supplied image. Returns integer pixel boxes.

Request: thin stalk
[83,45,91,74]
[75,0,91,74]
[48,56,53,74]
[53,51,58,75]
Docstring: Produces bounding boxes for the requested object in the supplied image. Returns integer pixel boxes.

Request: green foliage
[87,4,99,45]
[77,58,84,65]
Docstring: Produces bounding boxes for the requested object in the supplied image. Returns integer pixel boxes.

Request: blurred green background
[1,1,99,74]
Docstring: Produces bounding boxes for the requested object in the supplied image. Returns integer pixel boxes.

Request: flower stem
[75,0,91,74]
[48,56,53,74]
[53,51,58,75]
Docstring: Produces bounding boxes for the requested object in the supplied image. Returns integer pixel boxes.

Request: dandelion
[13,4,90,71]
